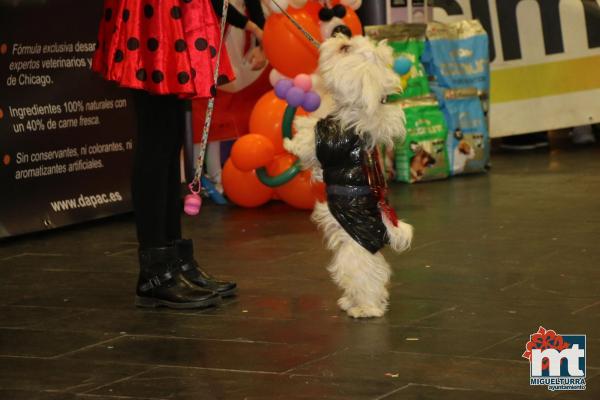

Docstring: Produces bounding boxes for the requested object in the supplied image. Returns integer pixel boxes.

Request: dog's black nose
[331,25,352,38]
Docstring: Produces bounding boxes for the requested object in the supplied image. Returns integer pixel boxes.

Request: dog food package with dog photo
[394,97,450,183]
[422,20,490,93]
[439,88,490,175]
[365,24,430,100]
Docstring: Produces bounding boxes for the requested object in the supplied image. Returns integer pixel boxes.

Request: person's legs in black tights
[132,91,183,248]
[132,91,237,301]
[131,91,226,308]
[165,100,186,243]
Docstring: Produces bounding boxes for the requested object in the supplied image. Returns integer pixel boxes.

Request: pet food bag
[365,24,430,100]
[439,88,490,175]
[422,20,489,92]
[394,97,449,183]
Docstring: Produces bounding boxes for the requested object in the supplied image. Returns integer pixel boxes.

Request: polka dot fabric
[92,0,234,99]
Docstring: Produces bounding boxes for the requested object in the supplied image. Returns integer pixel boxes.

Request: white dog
[285,34,413,318]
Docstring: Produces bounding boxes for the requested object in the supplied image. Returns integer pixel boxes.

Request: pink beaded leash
[184,0,230,216]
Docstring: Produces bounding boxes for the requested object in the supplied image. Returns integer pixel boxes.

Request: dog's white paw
[337,296,353,311]
[346,305,385,318]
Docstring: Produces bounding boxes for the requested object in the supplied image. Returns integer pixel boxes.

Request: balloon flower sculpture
[222,0,363,209]
[223,74,326,209]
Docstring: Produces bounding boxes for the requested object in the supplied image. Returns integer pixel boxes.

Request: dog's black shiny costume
[315,115,388,254]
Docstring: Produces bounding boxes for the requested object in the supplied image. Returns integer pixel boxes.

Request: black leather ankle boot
[136,245,221,309]
[174,239,237,297]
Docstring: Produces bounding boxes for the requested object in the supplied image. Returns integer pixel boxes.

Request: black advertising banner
[0,0,136,238]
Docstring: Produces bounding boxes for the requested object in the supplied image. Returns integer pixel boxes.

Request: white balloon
[340,0,362,10]
[269,69,290,87]
[288,0,307,8]
[269,0,289,13]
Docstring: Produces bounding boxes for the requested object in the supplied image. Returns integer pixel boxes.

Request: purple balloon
[274,79,293,100]
[285,87,305,108]
[301,91,321,112]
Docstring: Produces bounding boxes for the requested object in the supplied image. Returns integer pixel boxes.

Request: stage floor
[1,144,599,399]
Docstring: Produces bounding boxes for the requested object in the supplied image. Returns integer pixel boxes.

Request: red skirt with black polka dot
[92,0,235,99]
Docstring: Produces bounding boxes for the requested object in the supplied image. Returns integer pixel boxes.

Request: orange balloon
[266,152,297,176]
[249,91,287,154]
[263,9,321,77]
[222,159,273,208]
[342,7,363,36]
[303,0,322,22]
[249,91,307,154]
[312,180,326,203]
[267,154,320,210]
[230,133,276,171]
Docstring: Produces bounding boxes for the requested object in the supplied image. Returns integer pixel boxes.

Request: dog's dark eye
[340,44,351,53]
[380,96,388,104]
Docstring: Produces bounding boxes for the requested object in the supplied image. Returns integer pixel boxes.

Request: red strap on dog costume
[363,147,399,227]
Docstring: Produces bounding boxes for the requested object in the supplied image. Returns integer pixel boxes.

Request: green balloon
[282,106,296,139]
[255,106,301,187]
[256,160,301,187]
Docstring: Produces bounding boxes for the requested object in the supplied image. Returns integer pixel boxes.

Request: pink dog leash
[184,0,230,216]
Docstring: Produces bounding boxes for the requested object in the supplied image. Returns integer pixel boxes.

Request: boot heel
[135,296,160,308]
